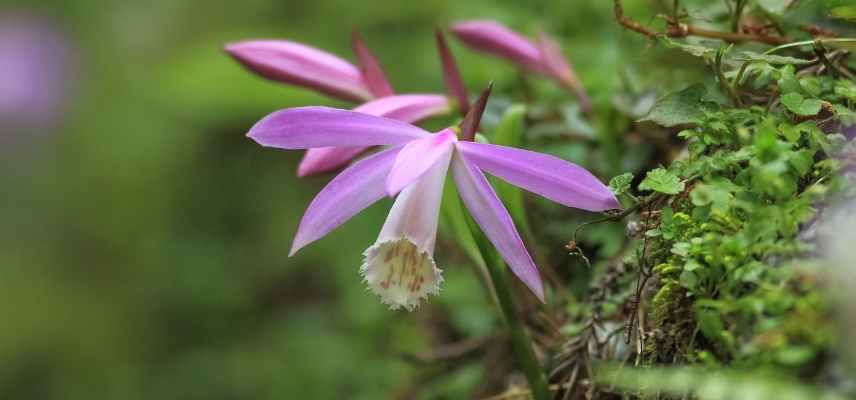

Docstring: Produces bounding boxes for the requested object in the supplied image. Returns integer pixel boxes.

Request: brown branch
[613,0,790,46]
[679,25,789,45]
[613,0,659,38]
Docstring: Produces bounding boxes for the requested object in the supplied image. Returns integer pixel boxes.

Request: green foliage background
[0,0,853,399]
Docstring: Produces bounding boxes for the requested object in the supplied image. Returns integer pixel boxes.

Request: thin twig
[614,0,790,45]
[614,0,660,38]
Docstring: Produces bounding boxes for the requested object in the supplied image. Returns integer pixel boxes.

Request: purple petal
[455,142,620,212]
[353,94,451,124]
[386,129,456,196]
[224,40,372,102]
[534,32,573,86]
[298,146,368,177]
[290,146,402,255]
[351,32,395,98]
[450,20,545,73]
[295,96,451,177]
[247,106,429,149]
[452,153,544,301]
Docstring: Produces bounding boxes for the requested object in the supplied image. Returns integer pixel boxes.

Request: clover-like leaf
[640,84,711,127]
[609,172,634,196]
[781,93,822,116]
[639,168,684,195]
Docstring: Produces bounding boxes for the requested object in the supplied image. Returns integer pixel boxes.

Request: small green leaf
[696,306,725,343]
[831,6,856,21]
[679,269,698,290]
[734,51,811,65]
[781,93,822,116]
[756,0,789,14]
[789,149,815,177]
[492,104,526,147]
[661,37,718,60]
[441,178,485,269]
[608,172,634,196]
[640,84,710,127]
[776,346,816,366]
[639,168,685,195]
[777,65,803,95]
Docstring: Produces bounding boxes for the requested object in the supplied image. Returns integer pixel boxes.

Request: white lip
[360,238,443,311]
[360,145,452,310]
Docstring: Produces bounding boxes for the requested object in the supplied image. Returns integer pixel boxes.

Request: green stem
[476,238,551,400]
[731,0,746,33]
[764,38,856,55]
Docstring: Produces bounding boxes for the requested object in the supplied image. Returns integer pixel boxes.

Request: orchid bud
[451,20,591,113]
[225,40,373,102]
[450,20,545,73]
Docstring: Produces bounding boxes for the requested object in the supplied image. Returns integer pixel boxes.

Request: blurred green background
[5,0,839,399]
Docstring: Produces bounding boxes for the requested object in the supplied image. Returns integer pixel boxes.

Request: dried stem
[613,0,789,45]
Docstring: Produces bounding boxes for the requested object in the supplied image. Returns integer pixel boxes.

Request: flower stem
[478,240,550,400]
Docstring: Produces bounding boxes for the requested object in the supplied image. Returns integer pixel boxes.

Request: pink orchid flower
[226,36,454,176]
[246,106,619,310]
[450,20,591,112]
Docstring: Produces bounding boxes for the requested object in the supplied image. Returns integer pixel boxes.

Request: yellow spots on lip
[360,238,442,311]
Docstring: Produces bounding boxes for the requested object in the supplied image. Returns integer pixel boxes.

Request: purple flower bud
[450,20,545,73]
[450,20,591,113]
[225,40,374,102]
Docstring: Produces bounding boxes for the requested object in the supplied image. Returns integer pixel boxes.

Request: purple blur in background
[0,11,74,148]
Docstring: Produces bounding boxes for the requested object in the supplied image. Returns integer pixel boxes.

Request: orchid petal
[353,94,451,124]
[224,40,372,102]
[455,141,620,212]
[450,20,545,73]
[534,32,574,86]
[296,95,451,176]
[298,146,368,177]
[378,151,451,253]
[290,146,402,256]
[386,129,456,197]
[248,106,429,149]
[351,31,395,98]
[451,152,544,301]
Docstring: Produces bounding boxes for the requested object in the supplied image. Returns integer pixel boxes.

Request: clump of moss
[623,65,853,375]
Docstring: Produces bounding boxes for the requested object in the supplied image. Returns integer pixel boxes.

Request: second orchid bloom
[247,106,619,310]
